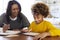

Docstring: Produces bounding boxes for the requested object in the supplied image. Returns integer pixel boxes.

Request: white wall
[16,0,35,23]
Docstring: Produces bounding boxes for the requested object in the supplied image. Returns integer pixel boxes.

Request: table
[0,34,60,40]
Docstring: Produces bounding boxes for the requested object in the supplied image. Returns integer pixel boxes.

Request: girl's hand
[39,32,50,39]
[33,34,41,40]
[28,29,32,32]
[3,24,10,32]
[33,32,50,40]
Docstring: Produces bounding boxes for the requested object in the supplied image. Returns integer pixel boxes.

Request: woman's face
[11,4,19,17]
[33,13,44,24]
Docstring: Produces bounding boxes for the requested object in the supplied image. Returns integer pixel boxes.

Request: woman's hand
[3,24,10,32]
[21,29,29,33]
[21,27,28,33]
[21,28,32,33]
[33,32,50,40]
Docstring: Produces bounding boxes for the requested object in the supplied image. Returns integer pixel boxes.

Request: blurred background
[0,0,60,28]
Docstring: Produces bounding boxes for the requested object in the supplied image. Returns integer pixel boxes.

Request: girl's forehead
[33,13,42,16]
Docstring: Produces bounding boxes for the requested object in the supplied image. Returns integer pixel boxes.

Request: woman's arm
[20,13,30,32]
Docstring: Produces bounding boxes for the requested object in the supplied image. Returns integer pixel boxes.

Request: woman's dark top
[0,13,30,30]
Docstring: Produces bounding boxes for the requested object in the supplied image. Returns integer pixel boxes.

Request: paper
[5,35,19,37]
[0,27,3,33]
[0,30,20,36]
[23,32,40,36]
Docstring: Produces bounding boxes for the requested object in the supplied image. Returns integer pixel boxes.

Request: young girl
[28,3,60,40]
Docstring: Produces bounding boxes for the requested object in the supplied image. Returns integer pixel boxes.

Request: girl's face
[11,4,19,17]
[33,13,44,24]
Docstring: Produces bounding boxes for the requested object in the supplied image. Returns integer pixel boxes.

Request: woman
[0,0,30,32]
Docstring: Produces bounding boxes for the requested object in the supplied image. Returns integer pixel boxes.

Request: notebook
[0,30,20,36]
[23,32,40,36]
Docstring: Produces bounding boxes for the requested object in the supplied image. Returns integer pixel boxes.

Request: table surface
[0,34,60,40]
